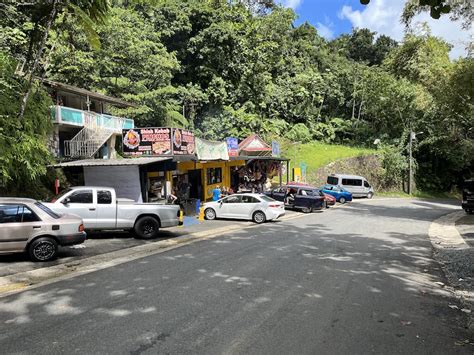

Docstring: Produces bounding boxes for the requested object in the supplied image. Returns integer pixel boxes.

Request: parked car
[320,184,353,204]
[203,193,285,223]
[324,193,337,206]
[44,187,181,239]
[327,174,374,198]
[265,185,326,213]
[287,182,335,206]
[0,198,86,262]
[462,179,474,214]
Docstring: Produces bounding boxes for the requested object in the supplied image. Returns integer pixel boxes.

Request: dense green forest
[0,0,472,192]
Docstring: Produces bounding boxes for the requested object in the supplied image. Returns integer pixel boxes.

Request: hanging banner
[226,137,239,157]
[196,138,229,161]
[172,128,195,155]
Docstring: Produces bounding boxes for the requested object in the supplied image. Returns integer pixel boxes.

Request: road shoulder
[429,211,474,330]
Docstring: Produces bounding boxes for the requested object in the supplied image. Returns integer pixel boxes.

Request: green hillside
[282,142,377,172]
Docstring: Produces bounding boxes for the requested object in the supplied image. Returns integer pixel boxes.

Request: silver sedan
[0,198,86,261]
[203,194,285,224]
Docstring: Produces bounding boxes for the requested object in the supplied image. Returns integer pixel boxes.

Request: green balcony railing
[51,106,134,131]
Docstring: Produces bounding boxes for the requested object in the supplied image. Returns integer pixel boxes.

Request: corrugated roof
[52,157,172,168]
[42,78,135,108]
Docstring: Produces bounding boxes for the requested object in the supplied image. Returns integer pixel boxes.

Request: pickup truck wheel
[134,216,160,239]
[28,237,58,262]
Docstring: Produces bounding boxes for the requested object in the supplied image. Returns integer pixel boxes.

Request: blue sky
[279,0,473,58]
[291,0,365,39]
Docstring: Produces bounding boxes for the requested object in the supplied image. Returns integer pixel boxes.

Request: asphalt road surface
[0,198,471,354]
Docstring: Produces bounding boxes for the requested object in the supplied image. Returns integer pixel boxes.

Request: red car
[287,182,335,206]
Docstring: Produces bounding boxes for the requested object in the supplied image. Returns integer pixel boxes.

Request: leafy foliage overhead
[0,0,472,192]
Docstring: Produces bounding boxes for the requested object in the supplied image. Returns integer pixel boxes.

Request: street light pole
[408,130,423,195]
[408,131,413,195]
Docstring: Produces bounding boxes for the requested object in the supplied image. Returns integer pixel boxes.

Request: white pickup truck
[44,187,181,239]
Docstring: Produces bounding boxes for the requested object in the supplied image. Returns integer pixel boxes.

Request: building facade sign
[172,128,195,155]
[226,137,239,157]
[272,141,280,157]
[122,128,195,156]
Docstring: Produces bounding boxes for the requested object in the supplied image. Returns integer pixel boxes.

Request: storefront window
[207,168,222,185]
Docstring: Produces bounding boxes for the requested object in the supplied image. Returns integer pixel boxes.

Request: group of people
[230,160,280,194]
[212,186,234,201]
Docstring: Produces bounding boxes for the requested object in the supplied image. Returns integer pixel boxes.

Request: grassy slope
[282,142,377,171]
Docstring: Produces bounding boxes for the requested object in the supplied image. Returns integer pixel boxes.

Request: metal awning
[52,157,172,168]
[230,156,289,162]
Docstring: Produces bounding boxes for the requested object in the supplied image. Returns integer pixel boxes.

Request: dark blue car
[320,184,353,204]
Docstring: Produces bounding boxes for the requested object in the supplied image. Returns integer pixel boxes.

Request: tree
[0,52,53,186]
[5,0,110,121]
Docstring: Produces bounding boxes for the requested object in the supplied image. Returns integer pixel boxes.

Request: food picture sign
[172,128,195,155]
[122,128,172,156]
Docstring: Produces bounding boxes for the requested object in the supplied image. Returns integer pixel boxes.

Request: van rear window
[327,176,338,185]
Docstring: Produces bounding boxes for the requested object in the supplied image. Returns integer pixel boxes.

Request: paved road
[0,199,471,354]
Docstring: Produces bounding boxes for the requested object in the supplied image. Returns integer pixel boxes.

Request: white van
[327,174,374,199]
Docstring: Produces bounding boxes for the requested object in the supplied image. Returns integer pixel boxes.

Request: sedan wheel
[29,237,58,262]
[302,207,312,213]
[339,196,346,204]
[205,208,216,220]
[253,211,266,224]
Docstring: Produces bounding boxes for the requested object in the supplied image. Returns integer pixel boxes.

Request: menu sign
[172,128,195,155]
[122,128,172,156]
[122,127,195,156]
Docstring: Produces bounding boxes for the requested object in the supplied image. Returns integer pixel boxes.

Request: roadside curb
[428,211,470,250]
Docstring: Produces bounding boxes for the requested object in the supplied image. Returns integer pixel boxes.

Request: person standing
[212,186,221,201]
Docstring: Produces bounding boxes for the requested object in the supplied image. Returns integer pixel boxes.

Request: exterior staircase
[64,112,122,158]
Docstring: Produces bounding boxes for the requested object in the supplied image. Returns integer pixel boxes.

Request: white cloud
[316,22,335,40]
[280,0,303,10]
[339,0,473,58]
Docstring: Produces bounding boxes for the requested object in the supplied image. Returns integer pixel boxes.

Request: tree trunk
[357,100,364,120]
[18,0,59,121]
[317,94,325,121]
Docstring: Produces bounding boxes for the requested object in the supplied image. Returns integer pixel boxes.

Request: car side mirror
[219,200,223,205]
[62,198,70,205]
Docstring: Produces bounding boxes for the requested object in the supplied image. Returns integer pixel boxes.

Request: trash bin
[183,198,198,216]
